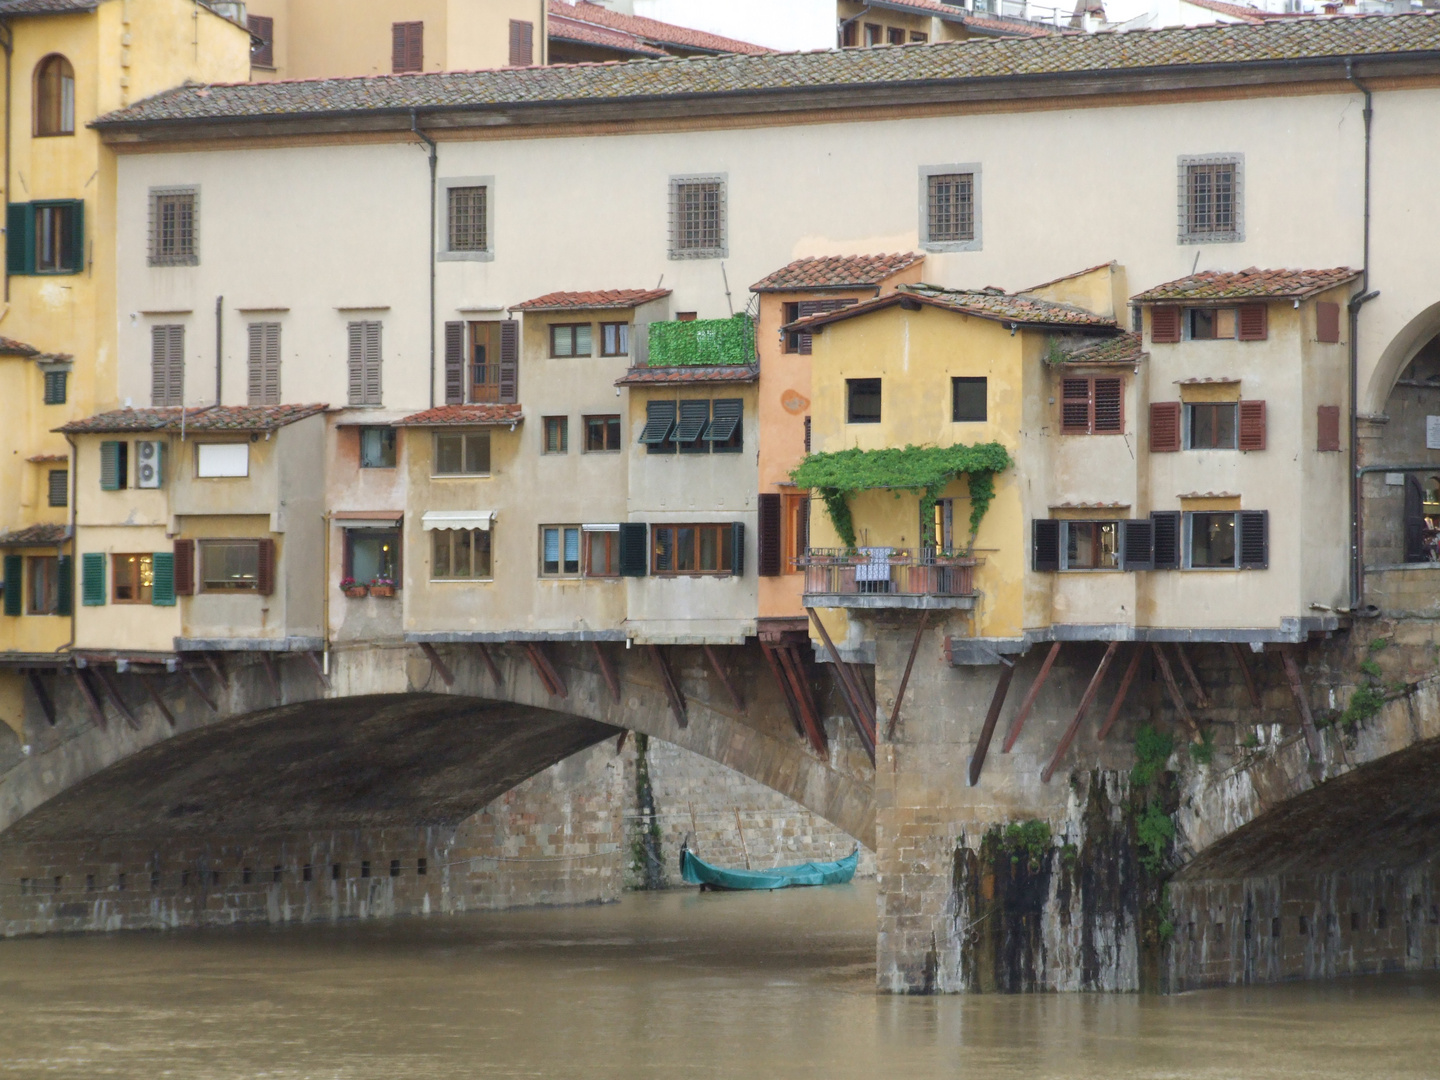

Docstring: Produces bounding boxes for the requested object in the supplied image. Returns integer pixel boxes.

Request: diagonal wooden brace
[182,667,218,712]
[777,644,827,755]
[1041,641,1118,783]
[525,642,568,698]
[968,656,1016,787]
[648,645,687,728]
[593,642,622,704]
[1174,643,1211,709]
[71,668,108,730]
[1097,645,1143,742]
[703,644,744,711]
[259,652,282,703]
[1002,641,1061,753]
[93,666,141,731]
[805,607,876,758]
[1230,642,1262,708]
[140,674,177,728]
[1281,646,1324,760]
[26,671,56,726]
[418,642,454,687]
[475,642,502,687]
[886,610,930,741]
[762,643,809,744]
[304,650,333,691]
[1151,643,1200,741]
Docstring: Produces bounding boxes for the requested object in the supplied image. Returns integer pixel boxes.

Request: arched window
[34,55,75,136]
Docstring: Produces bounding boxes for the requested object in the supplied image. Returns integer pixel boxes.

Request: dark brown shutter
[1061,377,1092,434]
[1317,405,1341,452]
[1149,401,1181,452]
[508,19,533,66]
[1316,301,1341,344]
[444,321,464,405]
[1238,510,1268,569]
[392,23,406,71]
[174,539,195,596]
[1238,400,1267,450]
[1032,520,1060,572]
[256,538,275,596]
[248,14,274,67]
[498,319,519,403]
[794,299,851,355]
[1238,303,1268,341]
[392,22,422,72]
[1151,511,1181,569]
[1093,377,1123,433]
[1151,307,1182,343]
[757,493,782,577]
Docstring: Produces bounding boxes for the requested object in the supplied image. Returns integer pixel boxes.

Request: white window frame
[919,164,982,253]
[438,176,495,262]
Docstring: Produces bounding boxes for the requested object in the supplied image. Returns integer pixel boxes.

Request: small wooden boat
[679,840,859,891]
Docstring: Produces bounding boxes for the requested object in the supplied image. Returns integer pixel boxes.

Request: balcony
[800,548,980,610]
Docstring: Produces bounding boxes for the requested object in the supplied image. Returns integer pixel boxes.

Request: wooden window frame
[584,528,620,578]
[539,525,582,578]
[432,430,491,477]
[782,492,810,573]
[359,426,397,468]
[508,18,534,66]
[430,528,492,581]
[847,378,881,424]
[600,322,630,357]
[1184,402,1238,450]
[27,555,59,615]
[343,527,401,586]
[198,540,262,592]
[650,523,737,577]
[1060,375,1123,435]
[1061,520,1122,571]
[549,324,593,358]
[33,54,74,137]
[111,552,154,603]
[47,468,67,507]
[33,201,82,274]
[863,22,882,44]
[148,187,198,267]
[1185,512,1239,570]
[886,26,905,44]
[542,416,569,455]
[1179,154,1243,244]
[392,21,423,73]
[583,414,622,453]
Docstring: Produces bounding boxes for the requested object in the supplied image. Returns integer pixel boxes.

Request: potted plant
[340,577,368,599]
[368,575,396,598]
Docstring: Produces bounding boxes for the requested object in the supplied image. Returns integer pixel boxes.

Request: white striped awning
[422,510,495,531]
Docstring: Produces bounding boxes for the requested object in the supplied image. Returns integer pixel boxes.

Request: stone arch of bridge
[1362,299,1440,419]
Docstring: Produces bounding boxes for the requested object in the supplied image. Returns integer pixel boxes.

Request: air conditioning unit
[136,440,164,488]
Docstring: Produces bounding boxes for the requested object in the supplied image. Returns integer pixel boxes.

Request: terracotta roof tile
[789,282,1117,331]
[0,0,98,13]
[0,523,69,546]
[751,253,923,292]
[1182,0,1271,23]
[549,1,771,55]
[1059,331,1146,365]
[56,403,328,434]
[1133,267,1360,302]
[549,14,669,57]
[94,15,1440,130]
[511,288,671,311]
[863,0,1057,35]
[396,404,524,425]
[615,364,759,386]
[0,335,40,356]
[26,453,68,463]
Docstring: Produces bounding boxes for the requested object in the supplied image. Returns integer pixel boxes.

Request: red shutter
[794,298,852,355]
[498,319,519,404]
[1093,377,1123,433]
[1149,402,1181,452]
[392,22,422,72]
[173,539,194,596]
[508,19,533,66]
[256,538,275,596]
[248,15,274,67]
[1151,307,1182,343]
[1061,378,1092,434]
[1238,303,1268,341]
[444,321,464,405]
[1316,301,1341,344]
[1238,400,1267,450]
[1317,405,1341,452]
[757,493,782,577]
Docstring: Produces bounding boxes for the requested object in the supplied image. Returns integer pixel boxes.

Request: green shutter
[6,202,32,276]
[63,199,84,274]
[2,555,21,616]
[99,441,121,490]
[56,554,72,616]
[151,551,175,606]
[730,521,745,577]
[81,552,105,606]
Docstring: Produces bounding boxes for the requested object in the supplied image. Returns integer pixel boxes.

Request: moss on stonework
[630,733,665,889]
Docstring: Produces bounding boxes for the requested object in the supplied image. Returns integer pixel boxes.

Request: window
[446,186,487,252]
[783,492,809,572]
[346,529,399,585]
[149,188,197,266]
[247,322,281,406]
[669,175,726,259]
[886,26,905,44]
[150,324,184,406]
[585,526,620,577]
[652,523,739,575]
[1189,307,1236,340]
[707,398,743,453]
[195,442,248,478]
[921,165,980,251]
[584,415,622,452]
[847,378,881,424]
[784,298,856,353]
[248,15,274,67]
[431,528,492,579]
[433,431,490,475]
[1179,155,1243,243]
[1188,513,1236,569]
[1186,403,1237,449]
[113,553,154,603]
[99,441,128,491]
[347,321,382,406]
[864,22,882,44]
[541,526,581,576]
[199,540,261,591]
[359,426,396,468]
[841,21,857,46]
[910,30,928,42]
[676,400,710,454]
[952,377,987,423]
[7,201,84,275]
[1060,376,1123,434]
[508,19,534,66]
[47,468,67,507]
[550,324,592,358]
[392,21,423,72]
[601,322,629,357]
[34,55,74,136]
[28,556,58,614]
[467,321,504,401]
[1063,521,1120,571]
[43,369,67,404]
[543,416,568,454]
[640,400,676,454]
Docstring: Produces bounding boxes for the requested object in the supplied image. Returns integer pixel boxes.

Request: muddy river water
[1,882,1437,1079]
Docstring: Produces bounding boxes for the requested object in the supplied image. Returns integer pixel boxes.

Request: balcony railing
[800,548,981,609]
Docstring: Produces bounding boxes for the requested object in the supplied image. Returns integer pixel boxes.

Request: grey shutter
[262,323,281,405]
[1239,510,1268,569]
[362,322,382,405]
[619,522,648,577]
[63,199,85,273]
[347,322,364,405]
[730,521,745,576]
[675,399,710,451]
[1151,511,1182,569]
[151,326,169,405]
[1032,519,1060,572]
[444,321,464,404]
[498,319,519,403]
[6,202,32,275]
[1120,519,1154,571]
[247,323,264,405]
[706,398,743,452]
[165,326,184,406]
[757,493,782,576]
[99,441,122,490]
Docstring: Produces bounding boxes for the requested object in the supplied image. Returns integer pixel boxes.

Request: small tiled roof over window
[0,523,69,546]
[0,335,40,356]
[510,289,671,311]
[0,0,99,14]
[751,253,923,293]
[615,365,758,386]
[1133,267,1360,302]
[56,403,328,434]
[788,283,1118,332]
[396,404,524,426]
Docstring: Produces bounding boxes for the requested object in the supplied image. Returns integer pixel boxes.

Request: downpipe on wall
[411,110,438,410]
[1346,58,1380,611]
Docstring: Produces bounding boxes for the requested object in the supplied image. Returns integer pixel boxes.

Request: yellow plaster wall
[1022,262,1127,322]
[0,672,26,736]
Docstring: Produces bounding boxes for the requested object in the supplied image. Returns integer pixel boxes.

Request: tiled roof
[549,14,669,58]
[0,335,40,356]
[1182,0,1270,23]
[56,403,328,434]
[751,253,923,292]
[861,0,1056,36]
[26,453,68,463]
[549,1,770,55]
[94,14,1440,130]
[1060,332,1146,365]
[511,288,671,311]
[1133,267,1360,302]
[0,523,69,546]
[0,0,99,13]
[615,364,759,385]
[396,404,524,426]
[789,282,1117,331]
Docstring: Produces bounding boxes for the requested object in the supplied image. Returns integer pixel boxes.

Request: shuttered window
[1151,307,1182,343]
[81,551,105,606]
[1060,376,1122,435]
[56,554,72,615]
[1183,511,1268,569]
[150,324,184,406]
[1238,400,1266,451]
[1151,512,1181,569]
[1237,303,1268,341]
[149,188,197,266]
[392,22,423,72]
[758,493,782,577]
[676,400,710,454]
[1317,405,1341,452]
[43,369,67,404]
[669,175,726,259]
[1238,510,1268,569]
[1119,519,1154,571]
[347,321,382,406]
[99,440,128,490]
[498,319,519,404]
[1316,301,1341,344]
[174,539,195,596]
[47,468,67,507]
[640,400,677,453]
[618,522,648,577]
[651,523,743,576]
[9,201,83,275]
[1032,519,1060,572]
[198,539,271,592]
[788,298,854,354]
[247,322,281,406]
[508,19,534,66]
[444,321,464,404]
[1150,402,1182,453]
[707,399,743,452]
[248,14,274,67]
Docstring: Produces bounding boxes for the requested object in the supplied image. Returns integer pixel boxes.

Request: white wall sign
[195,442,249,478]
[1427,416,1440,450]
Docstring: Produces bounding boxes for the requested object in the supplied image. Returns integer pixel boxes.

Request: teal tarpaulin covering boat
[679,844,859,891]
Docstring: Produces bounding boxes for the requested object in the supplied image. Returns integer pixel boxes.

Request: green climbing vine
[647,314,755,367]
[790,442,1013,550]
[1130,724,1176,874]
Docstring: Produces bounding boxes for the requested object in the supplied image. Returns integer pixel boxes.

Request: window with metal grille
[1059,376,1122,435]
[149,188,197,266]
[43,369,67,404]
[248,15,274,67]
[1179,156,1243,243]
[669,176,726,259]
[446,186,487,252]
[47,468,67,507]
[951,377,986,423]
[392,21,422,72]
[847,379,881,424]
[926,172,974,244]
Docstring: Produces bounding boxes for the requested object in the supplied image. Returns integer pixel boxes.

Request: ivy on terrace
[647,314,755,367]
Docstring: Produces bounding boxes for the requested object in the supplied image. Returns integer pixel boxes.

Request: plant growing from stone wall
[630,734,665,890]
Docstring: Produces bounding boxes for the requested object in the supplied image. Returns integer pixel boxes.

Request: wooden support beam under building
[967,656,1016,786]
[417,642,454,687]
[475,642,502,687]
[182,667,217,712]
[777,643,827,755]
[1151,643,1201,740]
[71,669,107,730]
[1174,643,1211,709]
[593,643,621,703]
[523,642,567,698]
[140,675,176,728]
[203,651,227,686]
[1097,645,1143,742]
[1042,641,1119,783]
[648,645,687,728]
[92,666,141,731]
[1002,641,1061,753]
[805,608,875,761]
[303,650,333,691]
[703,644,744,711]
[1230,642,1262,708]
[885,611,930,741]
[259,652,282,703]
[762,643,808,744]
[26,671,56,726]
[1281,646,1324,759]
